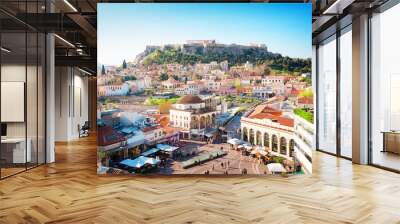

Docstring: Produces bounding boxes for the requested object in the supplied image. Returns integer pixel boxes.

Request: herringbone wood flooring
[1,136,400,224]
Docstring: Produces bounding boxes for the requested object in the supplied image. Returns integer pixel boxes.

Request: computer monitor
[1,123,7,137]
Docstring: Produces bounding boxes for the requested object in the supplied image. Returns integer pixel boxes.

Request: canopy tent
[241,143,253,151]
[156,144,179,153]
[120,156,160,168]
[227,138,243,145]
[204,128,217,138]
[141,148,161,157]
[250,149,267,156]
[120,126,136,134]
[267,163,286,173]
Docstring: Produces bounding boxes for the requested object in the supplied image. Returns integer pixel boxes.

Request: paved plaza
[158,142,270,175]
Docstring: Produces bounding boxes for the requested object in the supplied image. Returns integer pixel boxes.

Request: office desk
[1,138,31,164]
[382,131,400,154]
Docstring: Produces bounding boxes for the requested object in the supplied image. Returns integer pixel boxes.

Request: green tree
[101,65,106,75]
[159,73,169,81]
[122,59,127,69]
[124,76,137,81]
[264,67,271,76]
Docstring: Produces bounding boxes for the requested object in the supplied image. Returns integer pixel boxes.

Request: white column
[261,132,265,147]
[46,32,55,163]
[269,134,272,150]
[312,45,317,150]
[352,14,369,164]
[277,136,280,153]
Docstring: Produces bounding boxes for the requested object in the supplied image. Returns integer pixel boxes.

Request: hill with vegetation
[138,44,311,73]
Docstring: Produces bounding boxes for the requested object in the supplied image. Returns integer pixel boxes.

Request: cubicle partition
[0,1,46,179]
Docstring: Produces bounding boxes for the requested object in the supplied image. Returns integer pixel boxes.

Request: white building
[252,86,273,98]
[220,60,229,71]
[143,125,165,145]
[262,76,286,85]
[244,61,253,70]
[98,82,129,97]
[169,95,218,139]
[240,104,295,159]
[293,114,314,174]
[206,80,222,92]
[143,76,152,88]
[161,77,180,89]
[174,82,200,96]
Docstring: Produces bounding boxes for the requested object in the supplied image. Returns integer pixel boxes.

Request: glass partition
[370,3,400,171]
[27,31,38,169]
[339,27,352,158]
[0,2,46,179]
[1,31,28,177]
[317,35,337,154]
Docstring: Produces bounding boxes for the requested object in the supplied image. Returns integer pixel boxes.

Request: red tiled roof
[249,113,294,127]
[248,104,294,127]
[98,126,126,146]
[142,125,162,132]
[298,96,313,105]
[249,104,282,117]
[290,88,301,96]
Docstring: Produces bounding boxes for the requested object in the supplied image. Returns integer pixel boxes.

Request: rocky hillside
[135,42,311,73]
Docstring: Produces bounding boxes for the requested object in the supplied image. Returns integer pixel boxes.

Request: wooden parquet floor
[1,136,400,224]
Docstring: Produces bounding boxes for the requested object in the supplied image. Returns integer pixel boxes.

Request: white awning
[227,138,242,145]
[157,143,179,152]
[267,163,286,173]
[120,156,160,168]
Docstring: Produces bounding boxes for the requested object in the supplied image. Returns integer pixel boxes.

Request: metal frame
[315,0,400,171]
[315,20,353,162]
[367,0,400,172]
[0,0,48,180]
[336,25,341,157]
[315,44,319,151]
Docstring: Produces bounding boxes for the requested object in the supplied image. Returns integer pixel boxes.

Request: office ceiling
[312,0,390,42]
[2,0,391,72]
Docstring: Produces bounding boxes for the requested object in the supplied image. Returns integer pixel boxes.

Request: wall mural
[97,3,313,175]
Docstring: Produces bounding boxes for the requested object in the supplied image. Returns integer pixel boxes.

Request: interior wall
[55,67,89,141]
[1,64,33,138]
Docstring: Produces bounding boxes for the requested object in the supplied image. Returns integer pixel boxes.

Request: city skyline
[98,3,312,65]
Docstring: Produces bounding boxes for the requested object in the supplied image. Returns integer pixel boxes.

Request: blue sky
[98,3,311,65]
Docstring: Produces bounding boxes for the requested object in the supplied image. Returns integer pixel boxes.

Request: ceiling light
[1,47,11,53]
[78,67,93,76]
[63,0,78,12]
[323,0,355,15]
[54,34,75,48]
[323,0,341,14]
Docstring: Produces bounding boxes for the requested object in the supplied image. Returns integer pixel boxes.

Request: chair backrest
[82,121,90,129]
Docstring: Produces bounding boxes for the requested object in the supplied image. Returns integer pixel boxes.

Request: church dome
[178,95,203,104]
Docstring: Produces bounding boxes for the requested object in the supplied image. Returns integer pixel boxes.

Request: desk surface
[381,131,400,134]
[1,138,27,143]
